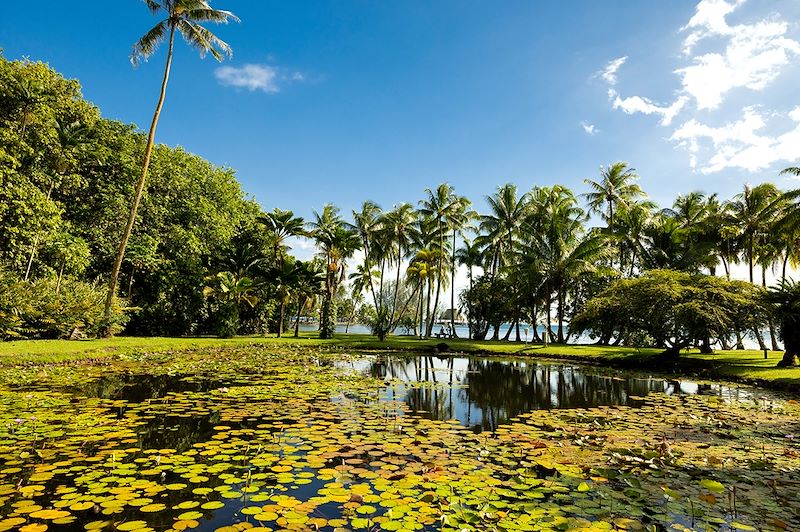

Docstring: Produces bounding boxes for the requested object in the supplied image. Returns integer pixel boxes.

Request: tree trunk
[425,277,434,337]
[389,244,402,326]
[557,287,565,344]
[127,267,135,298]
[450,230,458,338]
[293,295,306,338]
[104,24,176,334]
[56,261,65,295]
[277,301,285,337]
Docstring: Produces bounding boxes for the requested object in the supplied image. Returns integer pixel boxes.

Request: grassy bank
[1,333,798,391]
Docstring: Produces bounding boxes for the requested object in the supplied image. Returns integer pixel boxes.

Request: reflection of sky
[338,355,760,432]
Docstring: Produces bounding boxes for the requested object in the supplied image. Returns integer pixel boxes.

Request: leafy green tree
[105,0,239,330]
[572,270,766,356]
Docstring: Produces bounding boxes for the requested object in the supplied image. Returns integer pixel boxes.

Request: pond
[0,346,798,532]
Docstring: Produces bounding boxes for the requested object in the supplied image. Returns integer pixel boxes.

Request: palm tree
[104,0,239,331]
[308,205,361,338]
[381,203,419,328]
[478,184,529,277]
[259,208,306,261]
[292,260,325,338]
[455,239,483,293]
[202,271,258,338]
[726,183,781,283]
[523,185,609,343]
[407,249,437,339]
[419,184,459,335]
[583,162,644,267]
[584,162,644,232]
[264,259,306,338]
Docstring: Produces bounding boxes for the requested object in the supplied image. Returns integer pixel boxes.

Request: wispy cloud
[214,63,308,93]
[600,0,800,173]
[581,121,598,135]
[597,56,627,85]
[610,93,688,126]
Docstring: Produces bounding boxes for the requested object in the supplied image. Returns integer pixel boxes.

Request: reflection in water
[350,354,753,433]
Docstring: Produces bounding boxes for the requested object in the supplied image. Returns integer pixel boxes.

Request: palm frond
[131,20,169,66]
[183,7,239,23]
[176,20,231,60]
[143,0,162,14]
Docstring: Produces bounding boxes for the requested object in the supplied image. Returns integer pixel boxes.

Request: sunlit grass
[1,334,798,388]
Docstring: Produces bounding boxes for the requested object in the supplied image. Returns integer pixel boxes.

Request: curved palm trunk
[103,24,176,333]
[557,287,565,344]
[425,278,434,337]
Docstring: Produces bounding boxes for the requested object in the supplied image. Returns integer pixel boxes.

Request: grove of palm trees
[5,2,800,532]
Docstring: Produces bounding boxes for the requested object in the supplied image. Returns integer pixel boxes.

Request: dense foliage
[0,54,279,337]
[571,270,765,356]
[2,52,800,365]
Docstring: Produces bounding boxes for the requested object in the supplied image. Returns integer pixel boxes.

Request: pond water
[0,347,797,532]
[340,355,757,432]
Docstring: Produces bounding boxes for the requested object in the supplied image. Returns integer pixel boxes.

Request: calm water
[64,354,758,435]
[339,354,756,432]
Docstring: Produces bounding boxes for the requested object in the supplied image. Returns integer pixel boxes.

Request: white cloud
[670,106,800,173]
[215,64,280,92]
[611,92,689,126]
[676,7,800,110]
[581,121,598,135]
[598,56,627,85]
[681,0,743,54]
[214,64,309,93]
[599,0,800,173]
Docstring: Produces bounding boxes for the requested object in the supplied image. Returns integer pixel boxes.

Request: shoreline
[1,334,797,393]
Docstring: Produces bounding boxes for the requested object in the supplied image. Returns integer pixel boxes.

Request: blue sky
[3,0,800,225]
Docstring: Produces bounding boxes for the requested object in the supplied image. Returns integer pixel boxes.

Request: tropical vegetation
[3,41,800,368]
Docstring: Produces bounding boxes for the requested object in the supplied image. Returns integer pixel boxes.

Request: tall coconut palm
[583,162,643,232]
[308,205,361,338]
[445,198,474,337]
[104,0,238,331]
[455,239,483,293]
[350,201,383,304]
[419,185,457,334]
[726,183,781,284]
[583,162,644,268]
[381,203,418,327]
[725,183,782,350]
[292,260,325,338]
[479,184,529,277]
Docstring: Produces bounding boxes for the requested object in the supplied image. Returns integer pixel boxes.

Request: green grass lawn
[1,333,798,390]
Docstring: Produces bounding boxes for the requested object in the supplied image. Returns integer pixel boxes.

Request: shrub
[0,270,126,339]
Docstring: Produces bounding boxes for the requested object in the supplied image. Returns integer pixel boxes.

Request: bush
[0,270,126,339]
[571,270,765,355]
